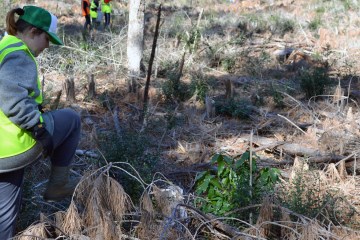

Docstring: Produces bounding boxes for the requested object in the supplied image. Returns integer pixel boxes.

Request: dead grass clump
[325,163,345,183]
[254,197,273,238]
[280,209,295,240]
[136,192,161,239]
[78,173,131,239]
[298,221,321,240]
[332,226,360,239]
[61,201,82,235]
[15,222,48,240]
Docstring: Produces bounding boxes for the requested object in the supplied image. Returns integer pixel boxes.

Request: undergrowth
[97,131,160,203]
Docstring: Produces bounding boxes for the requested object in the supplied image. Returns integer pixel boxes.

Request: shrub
[298,67,331,99]
[308,16,322,31]
[221,56,236,72]
[277,166,357,226]
[190,75,210,103]
[98,131,159,202]
[215,98,254,119]
[269,15,295,35]
[162,71,192,102]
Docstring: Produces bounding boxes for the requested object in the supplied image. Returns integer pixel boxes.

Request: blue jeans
[0,108,81,239]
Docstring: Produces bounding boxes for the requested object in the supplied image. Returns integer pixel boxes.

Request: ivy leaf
[196,175,215,194]
[195,171,209,182]
[269,168,280,182]
[210,178,222,189]
[223,155,232,165]
[218,158,225,176]
[235,158,246,171]
[211,154,221,164]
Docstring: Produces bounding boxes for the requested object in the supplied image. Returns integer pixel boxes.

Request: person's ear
[28,27,38,39]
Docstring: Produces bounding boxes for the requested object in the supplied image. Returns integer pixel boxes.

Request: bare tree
[127,0,145,93]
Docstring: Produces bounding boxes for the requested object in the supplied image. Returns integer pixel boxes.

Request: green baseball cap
[19,6,63,45]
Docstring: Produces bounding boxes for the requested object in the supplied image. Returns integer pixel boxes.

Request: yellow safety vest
[101,0,111,13]
[0,35,42,158]
[90,0,98,19]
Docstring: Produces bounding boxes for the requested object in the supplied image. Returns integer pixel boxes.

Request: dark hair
[6,8,42,36]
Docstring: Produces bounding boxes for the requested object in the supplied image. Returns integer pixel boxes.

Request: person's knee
[63,109,81,129]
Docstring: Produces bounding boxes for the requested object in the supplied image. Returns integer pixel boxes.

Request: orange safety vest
[82,0,91,16]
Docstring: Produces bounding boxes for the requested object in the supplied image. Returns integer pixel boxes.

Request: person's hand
[30,122,54,157]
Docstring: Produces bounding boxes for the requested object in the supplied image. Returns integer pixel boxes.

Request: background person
[101,0,112,29]
[90,0,100,30]
[0,6,81,239]
[82,0,91,31]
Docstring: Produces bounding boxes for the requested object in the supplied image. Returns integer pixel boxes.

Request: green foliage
[190,75,210,103]
[245,14,268,34]
[269,15,295,35]
[215,98,253,119]
[230,33,246,46]
[184,27,202,54]
[165,12,188,38]
[221,56,236,72]
[269,84,285,108]
[195,152,280,216]
[242,50,271,77]
[277,168,356,225]
[98,131,159,202]
[162,71,192,102]
[308,16,322,31]
[298,67,332,99]
[341,0,357,10]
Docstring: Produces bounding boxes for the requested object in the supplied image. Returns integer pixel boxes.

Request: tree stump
[205,96,215,118]
[225,79,233,99]
[88,74,96,99]
[51,90,62,110]
[64,78,76,102]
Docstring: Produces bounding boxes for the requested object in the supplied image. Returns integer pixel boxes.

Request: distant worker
[90,0,100,30]
[82,0,91,31]
[101,0,112,29]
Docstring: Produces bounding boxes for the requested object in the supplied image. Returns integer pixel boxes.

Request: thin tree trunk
[140,4,162,123]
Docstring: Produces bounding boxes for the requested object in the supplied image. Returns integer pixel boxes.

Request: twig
[277,114,307,134]
[334,150,360,167]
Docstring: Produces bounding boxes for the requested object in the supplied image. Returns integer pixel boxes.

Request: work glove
[38,105,44,113]
[30,122,54,157]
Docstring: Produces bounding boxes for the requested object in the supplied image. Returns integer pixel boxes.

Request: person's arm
[0,51,41,130]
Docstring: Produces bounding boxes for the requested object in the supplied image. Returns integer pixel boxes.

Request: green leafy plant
[215,98,253,119]
[162,71,192,102]
[298,67,332,99]
[195,152,280,216]
[221,56,236,72]
[308,16,322,31]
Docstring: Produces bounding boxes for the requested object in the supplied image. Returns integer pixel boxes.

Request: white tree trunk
[127,0,144,92]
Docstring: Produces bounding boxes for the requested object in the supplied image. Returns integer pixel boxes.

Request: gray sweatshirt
[0,49,44,130]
